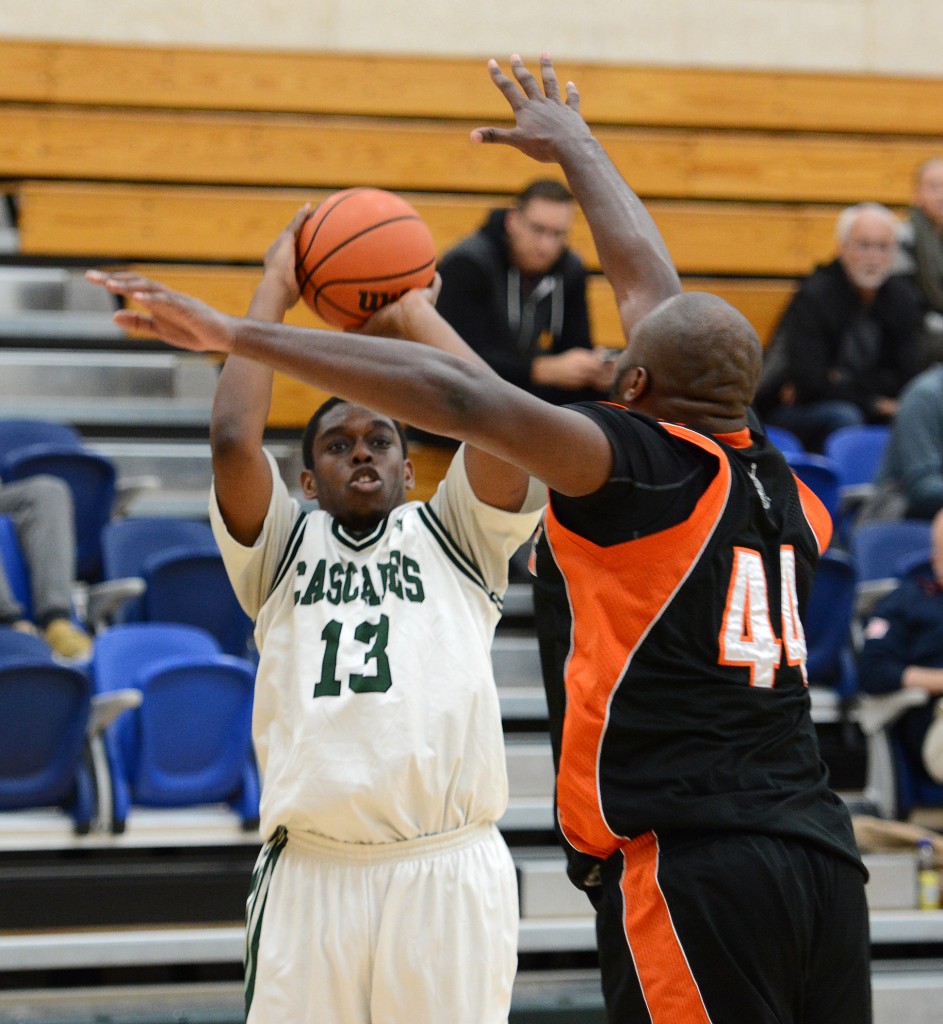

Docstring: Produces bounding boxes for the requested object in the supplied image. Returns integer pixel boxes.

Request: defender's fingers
[486,58,526,110]
[113,309,157,332]
[509,54,544,100]
[539,53,562,102]
[86,270,162,295]
[565,80,581,114]
[470,126,516,145]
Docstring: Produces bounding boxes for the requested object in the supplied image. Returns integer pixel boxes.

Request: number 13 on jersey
[719,545,808,688]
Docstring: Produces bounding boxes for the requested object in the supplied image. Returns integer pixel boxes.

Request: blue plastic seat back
[803,549,857,697]
[823,424,891,489]
[849,519,933,584]
[129,654,256,807]
[0,514,31,616]
[142,548,254,658]
[785,452,841,522]
[101,517,217,623]
[763,425,805,456]
[91,622,222,695]
[0,444,117,582]
[0,662,92,820]
[0,418,82,461]
[0,626,55,665]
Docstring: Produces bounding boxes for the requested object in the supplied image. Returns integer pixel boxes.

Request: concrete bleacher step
[0,264,116,315]
[88,439,304,519]
[0,349,218,429]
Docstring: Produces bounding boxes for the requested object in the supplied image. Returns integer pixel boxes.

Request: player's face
[839,211,898,294]
[505,198,574,276]
[915,161,943,230]
[302,404,414,532]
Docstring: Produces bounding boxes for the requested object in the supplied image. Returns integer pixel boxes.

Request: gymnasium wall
[1,0,942,76]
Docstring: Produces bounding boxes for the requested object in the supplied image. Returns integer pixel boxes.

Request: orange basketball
[295,188,437,330]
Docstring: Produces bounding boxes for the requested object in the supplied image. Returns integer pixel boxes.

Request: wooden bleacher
[1,37,942,440]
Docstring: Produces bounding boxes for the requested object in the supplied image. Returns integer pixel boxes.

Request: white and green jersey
[210,446,545,844]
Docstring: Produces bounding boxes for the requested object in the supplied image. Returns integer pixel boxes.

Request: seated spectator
[756,202,922,452]
[0,475,92,659]
[897,156,943,369]
[436,178,615,408]
[861,363,943,523]
[859,507,943,787]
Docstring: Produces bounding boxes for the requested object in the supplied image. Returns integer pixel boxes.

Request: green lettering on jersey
[299,559,326,605]
[342,562,360,602]
[401,556,425,602]
[360,565,381,606]
[327,562,345,604]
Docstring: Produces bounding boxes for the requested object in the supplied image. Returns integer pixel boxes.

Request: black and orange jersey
[533,403,863,884]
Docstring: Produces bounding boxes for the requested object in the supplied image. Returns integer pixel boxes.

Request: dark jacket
[436,209,594,405]
[755,259,922,417]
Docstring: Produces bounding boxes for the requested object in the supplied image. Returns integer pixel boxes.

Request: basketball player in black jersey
[88,54,870,1024]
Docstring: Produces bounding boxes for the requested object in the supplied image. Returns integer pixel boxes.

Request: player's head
[610,292,762,432]
[505,178,575,276]
[914,157,943,230]
[836,202,899,295]
[300,398,413,531]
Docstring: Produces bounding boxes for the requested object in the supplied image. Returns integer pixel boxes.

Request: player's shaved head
[612,292,762,433]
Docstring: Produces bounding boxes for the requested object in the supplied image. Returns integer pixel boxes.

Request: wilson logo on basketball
[358,289,409,314]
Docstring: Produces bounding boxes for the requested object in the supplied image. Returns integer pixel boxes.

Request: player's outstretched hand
[471,53,591,163]
[86,271,236,354]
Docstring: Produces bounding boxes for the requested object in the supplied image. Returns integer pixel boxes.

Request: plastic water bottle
[917,838,941,911]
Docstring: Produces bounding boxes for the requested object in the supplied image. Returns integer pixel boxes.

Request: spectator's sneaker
[44,618,93,660]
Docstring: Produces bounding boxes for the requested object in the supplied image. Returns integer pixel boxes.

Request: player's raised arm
[472,54,681,339]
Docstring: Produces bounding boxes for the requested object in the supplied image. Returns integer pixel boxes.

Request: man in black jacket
[757,202,922,452]
[436,178,615,406]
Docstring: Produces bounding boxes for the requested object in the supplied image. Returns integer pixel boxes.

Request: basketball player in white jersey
[196,211,541,1024]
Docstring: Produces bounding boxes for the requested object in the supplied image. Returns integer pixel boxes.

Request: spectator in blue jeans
[756,203,922,452]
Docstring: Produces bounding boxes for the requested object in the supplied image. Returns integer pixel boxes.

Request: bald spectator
[898,157,943,369]
[757,202,922,452]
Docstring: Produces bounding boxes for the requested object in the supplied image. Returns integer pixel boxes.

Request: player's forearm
[397,294,493,373]
[210,275,285,453]
[231,317,494,436]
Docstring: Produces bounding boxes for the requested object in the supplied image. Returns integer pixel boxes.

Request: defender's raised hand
[471,54,592,164]
[86,270,236,354]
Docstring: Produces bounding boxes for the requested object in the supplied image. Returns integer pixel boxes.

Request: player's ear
[403,458,416,493]
[619,365,650,404]
[300,468,317,499]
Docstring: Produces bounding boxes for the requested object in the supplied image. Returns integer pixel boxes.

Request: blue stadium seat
[0,514,32,617]
[785,452,841,523]
[0,443,117,583]
[762,424,805,456]
[91,623,259,832]
[142,547,254,659]
[804,548,858,700]
[0,417,83,461]
[101,516,217,624]
[0,658,96,833]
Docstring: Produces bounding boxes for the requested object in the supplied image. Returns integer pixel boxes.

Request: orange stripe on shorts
[620,833,713,1024]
